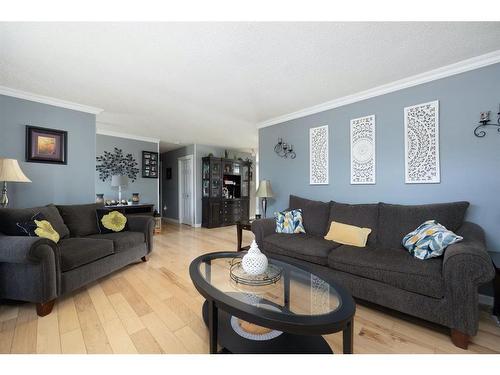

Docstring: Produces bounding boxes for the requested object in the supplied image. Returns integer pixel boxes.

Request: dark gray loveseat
[252,195,495,349]
[0,203,154,316]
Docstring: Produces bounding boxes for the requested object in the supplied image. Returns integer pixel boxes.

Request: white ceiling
[1,22,500,151]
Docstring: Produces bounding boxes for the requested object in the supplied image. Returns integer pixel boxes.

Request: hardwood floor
[1,222,499,354]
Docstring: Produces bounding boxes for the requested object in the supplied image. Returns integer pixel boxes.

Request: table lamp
[111,175,128,203]
[256,180,274,218]
[0,158,32,208]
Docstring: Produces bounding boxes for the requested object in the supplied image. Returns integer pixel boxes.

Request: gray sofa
[252,195,495,349]
[0,203,155,316]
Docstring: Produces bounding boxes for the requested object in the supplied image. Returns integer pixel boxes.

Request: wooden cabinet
[202,157,250,228]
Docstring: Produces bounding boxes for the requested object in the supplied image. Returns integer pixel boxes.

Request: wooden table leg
[343,319,353,354]
[208,299,218,354]
[236,223,243,251]
[493,268,500,325]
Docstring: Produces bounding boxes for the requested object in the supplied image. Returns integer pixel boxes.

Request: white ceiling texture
[1,22,500,151]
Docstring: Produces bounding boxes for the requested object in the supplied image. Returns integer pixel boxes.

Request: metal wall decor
[274,138,296,159]
[96,147,139,182]
[350,115,376,184]
[404,100,440,184]
[309,125,329,185]
[473,105,500,137]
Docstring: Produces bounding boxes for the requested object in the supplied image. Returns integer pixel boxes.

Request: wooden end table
[236,220,253,251]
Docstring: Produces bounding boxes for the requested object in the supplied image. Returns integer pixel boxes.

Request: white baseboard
[479,294,494,307]
[193,223,201,228]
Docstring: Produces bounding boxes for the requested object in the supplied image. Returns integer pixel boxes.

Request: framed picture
[142,151,159,178]
[26,125,67,164]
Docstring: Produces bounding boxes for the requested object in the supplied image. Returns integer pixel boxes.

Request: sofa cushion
[328,245,444,298]
[56,203,104,237]
[328,202,379,246]
[58,238,114,272]
[378,202,469,249]
[263,233,341,266]
[0,204,70,238]
[87,231,145,252]
[289,195,331,236]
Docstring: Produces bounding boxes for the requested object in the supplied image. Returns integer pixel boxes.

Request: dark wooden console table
[105,203,155,216]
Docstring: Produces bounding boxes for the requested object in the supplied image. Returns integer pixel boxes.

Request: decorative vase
[95,194,104,204]
[132,193,140,204]
[242,240,268,276]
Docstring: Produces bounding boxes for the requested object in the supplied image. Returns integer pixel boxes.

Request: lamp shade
[0,158,31,183]
[111,175,128,187]
[256,180,274,198]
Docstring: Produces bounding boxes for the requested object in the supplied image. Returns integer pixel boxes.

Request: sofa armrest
[127,215,155,253]
[251,218,275,248]
[442,222,494,285]
[0,234,60,303]
[442,222,495,335]
[0,235,58,264]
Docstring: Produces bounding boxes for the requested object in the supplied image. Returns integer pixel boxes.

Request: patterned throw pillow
[275,209,306,234]
[402,220,463,260]
[96,209,128,234]
[16,213,60,243]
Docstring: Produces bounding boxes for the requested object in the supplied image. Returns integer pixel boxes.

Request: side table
[236,221,253,251]
[491,252,500,325]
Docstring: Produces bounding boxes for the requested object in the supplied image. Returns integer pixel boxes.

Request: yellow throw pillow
[34,219,60,244]
[324,221,372,247]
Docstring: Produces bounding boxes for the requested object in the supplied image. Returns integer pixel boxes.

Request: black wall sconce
[274,138,296,159]
[474,105,500,137]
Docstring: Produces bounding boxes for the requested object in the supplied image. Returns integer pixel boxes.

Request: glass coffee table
[189,251,355,354]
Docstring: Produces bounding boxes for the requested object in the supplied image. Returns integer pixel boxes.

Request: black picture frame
[142,151,159,178]
[26,125,68,164]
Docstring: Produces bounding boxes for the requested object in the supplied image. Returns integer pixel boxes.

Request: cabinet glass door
[241,164,249,197]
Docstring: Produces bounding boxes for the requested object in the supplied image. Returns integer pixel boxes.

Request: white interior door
[179,156,193,226]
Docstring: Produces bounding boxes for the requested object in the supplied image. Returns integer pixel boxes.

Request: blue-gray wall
[259,63,500,252]
[160,145,195,220]
[0,94,96,207]
[96,134,159,210]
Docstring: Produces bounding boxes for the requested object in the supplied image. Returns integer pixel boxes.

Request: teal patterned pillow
[275,209,306,234]
[402,220,463,260]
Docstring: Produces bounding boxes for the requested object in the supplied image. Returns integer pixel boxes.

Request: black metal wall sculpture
[274,138,296,159]
[96,147,139,182]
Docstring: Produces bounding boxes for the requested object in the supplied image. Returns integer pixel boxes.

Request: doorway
[178,155,194,226]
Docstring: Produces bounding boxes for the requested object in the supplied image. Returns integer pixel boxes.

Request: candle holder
[274,138,296,159]
[474,106,500,137]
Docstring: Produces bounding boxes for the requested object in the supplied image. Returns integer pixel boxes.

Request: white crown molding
[96,127,160,144]
[0,85,103,114]
[257,49,500,129]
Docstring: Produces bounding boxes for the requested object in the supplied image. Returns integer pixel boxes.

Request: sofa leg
[450,329,470,349]
[36,299,56,317]
[141,255,149,262]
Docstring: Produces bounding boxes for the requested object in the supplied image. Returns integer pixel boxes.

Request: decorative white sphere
[242,240,268,276]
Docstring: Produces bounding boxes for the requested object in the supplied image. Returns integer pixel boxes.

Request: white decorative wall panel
[350,115,376,184]
[309,125,329,185]
[404,100,440,184]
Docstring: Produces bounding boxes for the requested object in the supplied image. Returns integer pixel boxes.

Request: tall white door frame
[178,155,195,226]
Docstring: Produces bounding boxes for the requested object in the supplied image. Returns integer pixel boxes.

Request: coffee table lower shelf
[201,300,333,354]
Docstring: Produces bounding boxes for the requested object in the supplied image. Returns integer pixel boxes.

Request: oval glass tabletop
[192,252,345,318]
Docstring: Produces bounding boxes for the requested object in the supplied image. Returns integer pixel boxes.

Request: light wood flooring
[1,223,499,354]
